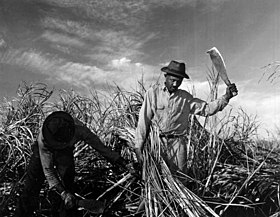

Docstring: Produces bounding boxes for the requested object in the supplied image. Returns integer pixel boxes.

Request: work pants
[161,136,194,217]
[160,136,194,179]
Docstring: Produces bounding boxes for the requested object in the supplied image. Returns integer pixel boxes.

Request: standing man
[134,60,238,176]
[15,111,132,217]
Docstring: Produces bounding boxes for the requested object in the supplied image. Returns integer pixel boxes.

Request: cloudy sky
[0,0,279,138]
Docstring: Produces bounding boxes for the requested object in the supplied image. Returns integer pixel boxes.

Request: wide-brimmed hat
[161,60,189,79]
[42,111,75,150]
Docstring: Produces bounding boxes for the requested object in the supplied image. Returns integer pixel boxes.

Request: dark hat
[161,60,189,79]
[42,111,75,149]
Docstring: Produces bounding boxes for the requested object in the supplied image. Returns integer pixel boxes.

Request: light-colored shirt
[135,84,229,149]
[38,118,121,191]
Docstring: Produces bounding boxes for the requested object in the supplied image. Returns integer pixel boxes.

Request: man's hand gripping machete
[207,47,238,97]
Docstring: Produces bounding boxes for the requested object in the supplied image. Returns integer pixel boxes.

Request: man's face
[165,74,183,93]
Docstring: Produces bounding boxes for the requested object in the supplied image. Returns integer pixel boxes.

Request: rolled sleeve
[190,98,208,116]
[38,131,63,191]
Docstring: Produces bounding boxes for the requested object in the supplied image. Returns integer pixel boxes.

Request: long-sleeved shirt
[135,84,229,150]
[38,118,121,191]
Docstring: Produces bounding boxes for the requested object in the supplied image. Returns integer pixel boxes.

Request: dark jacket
[38,118,120,193]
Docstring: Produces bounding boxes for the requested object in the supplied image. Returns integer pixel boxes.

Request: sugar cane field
[0,63,279,217]
[1,0,280,216]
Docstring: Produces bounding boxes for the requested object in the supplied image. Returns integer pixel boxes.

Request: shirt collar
[162,83,181,95]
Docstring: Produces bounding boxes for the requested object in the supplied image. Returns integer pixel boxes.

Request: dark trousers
[14,142,75,217]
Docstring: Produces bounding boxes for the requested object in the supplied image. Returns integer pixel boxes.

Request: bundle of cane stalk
[139,126,219,217]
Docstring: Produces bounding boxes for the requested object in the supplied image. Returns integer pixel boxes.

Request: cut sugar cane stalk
[96,173,133,200]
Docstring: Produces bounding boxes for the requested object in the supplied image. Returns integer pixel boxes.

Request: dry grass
[0,78,279,217]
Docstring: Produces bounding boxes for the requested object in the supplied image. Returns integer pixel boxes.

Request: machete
[75,193,105,214]
[76,199,105,214]
[206,47,237,96]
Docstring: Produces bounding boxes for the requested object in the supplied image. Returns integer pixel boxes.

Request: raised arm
[190,84,237,116]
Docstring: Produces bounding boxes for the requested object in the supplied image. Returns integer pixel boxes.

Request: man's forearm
[53,183,65,194]
[85,132,120,163]
[206,95,229,115]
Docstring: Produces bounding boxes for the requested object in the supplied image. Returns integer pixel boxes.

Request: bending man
[15,111,131,217]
